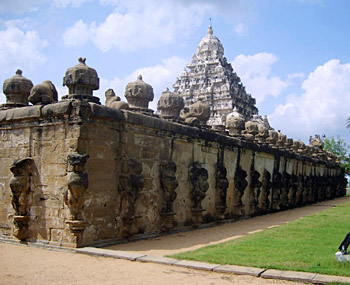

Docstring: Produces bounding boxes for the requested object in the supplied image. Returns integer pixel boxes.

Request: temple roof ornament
[62,57,100,104]
[157,88,184,118]
[173,26,258,127]
[124,75,154,111]
[2,70,33,108]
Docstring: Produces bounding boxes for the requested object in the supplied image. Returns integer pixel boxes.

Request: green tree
[323,136,350,173]
[347,116,350,131]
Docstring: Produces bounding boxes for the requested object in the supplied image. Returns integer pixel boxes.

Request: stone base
[61,94,100,104]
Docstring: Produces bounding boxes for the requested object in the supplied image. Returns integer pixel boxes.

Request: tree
[347,116,350,131]
[323,136,350,174]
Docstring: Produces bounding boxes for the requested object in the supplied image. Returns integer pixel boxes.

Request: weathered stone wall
[0,101,346,248]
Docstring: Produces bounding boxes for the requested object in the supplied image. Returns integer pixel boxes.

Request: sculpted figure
[215,163,229,213]
[29,80,58,105]
[189,162,209,210]
[271,171,282,211]
[233,166,248,207]
[280,172,290,209]
[160,161,178,214]
[118,158,144,237]
[249,168,262,214]
[105,89,129,110]
[9,157,34,240]
[258,169,272,213]
[180,101,210,125]
[65,153,89,220]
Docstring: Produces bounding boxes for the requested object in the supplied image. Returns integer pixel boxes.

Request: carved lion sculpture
[105,89,129,110]
[28,80,58,105]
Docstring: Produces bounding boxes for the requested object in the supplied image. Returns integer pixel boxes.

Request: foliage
[323,136,350,174]
[347,117,350,131]
[170,203,350,277]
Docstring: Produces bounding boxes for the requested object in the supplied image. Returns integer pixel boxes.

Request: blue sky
[0,0,349,145]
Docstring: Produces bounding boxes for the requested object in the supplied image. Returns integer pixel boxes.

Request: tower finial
[208,18,213,35]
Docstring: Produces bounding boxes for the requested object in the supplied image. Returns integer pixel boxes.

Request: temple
[0,28,346,249]
[173,25,258,127]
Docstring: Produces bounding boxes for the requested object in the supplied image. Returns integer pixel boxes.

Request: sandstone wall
[0,101,346,248]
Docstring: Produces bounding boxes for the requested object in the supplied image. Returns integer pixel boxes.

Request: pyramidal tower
[173,25,258,126]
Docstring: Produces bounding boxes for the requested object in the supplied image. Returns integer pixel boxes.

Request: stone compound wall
[0,101,346,248]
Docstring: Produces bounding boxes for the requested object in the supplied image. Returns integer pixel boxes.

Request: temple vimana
[0,26,346,248]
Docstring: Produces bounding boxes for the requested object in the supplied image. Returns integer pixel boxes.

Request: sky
[0,0,349,145]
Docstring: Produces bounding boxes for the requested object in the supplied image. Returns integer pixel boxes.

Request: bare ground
[1,196,349,285]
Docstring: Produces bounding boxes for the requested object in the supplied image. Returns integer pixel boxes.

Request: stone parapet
[0,102,346,248]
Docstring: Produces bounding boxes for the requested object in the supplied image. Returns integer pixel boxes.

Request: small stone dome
[197,25,224,60]
[3,70,33,107]
[225,107,245,136]
[62,57,100,103]
[124,75,154,110]
[157,88,184,118]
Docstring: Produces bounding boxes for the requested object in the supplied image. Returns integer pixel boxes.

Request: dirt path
[106,196,350,256]
[1,242,293,285]
[1,196,349,285]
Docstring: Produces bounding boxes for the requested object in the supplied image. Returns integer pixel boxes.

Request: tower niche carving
[257,169,272,214]
[233,166,248,218]
[9,157,34,241]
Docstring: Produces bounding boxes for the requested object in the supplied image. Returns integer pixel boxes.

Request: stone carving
[266,129,278,147]
[288,174,298,207]
[257,169,272,213]
[226,108,245,136]
[249,167,262,215]
[159,160,178,231]
[280,172,291,209]
[271,171,282,211]
[180,101,210,126]
[295,174,304,206]
[9,158,33,240]
[233,166,248,217]
[277,131,287,149]
[124,75,154,111]
[284,138,293,150]
[2,70,33,109]
[28,80,58,105]
[157,88,184,118]
[65,153,89,234]
[215,162,229,218]
[62,57,100,104]
[118,158,144,237]
[189,162,209,227]
[309,135,324,150]
[105,89,129,110]
[173,25,258,126]
[242,121,258,142]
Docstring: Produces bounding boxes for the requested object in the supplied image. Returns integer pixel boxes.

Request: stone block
[312,273,350,284]
[136,255,180,265]
[213,265,265,277]
[76,247,146,261]
[261,269,316,283]
[173,260,219,271]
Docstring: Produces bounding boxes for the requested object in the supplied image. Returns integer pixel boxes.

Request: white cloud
[63,1,224,52]
[269,59,350,142]
[63,20,91,47]
[52,0,92,8]
[234,23,247,36]
[0,0,46,14]
[0,25,48,76]
[232,53,289,104]
[98,56,187,110]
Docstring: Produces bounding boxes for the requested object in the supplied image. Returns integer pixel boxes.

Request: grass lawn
[170,202,350,277]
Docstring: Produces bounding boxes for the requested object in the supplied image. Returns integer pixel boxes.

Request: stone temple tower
[173,25,258,127]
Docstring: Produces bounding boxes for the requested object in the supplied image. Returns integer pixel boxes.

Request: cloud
[231,53,289,104]
[234,23,248,36]
[269,59,350,142]
[63,0,248,52]
[52,0,92,8]
[0,25,48,77]
[0,0,46,14]
[98,56,187,110]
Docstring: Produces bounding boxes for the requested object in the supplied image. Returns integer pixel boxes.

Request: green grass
[170,203,350,277]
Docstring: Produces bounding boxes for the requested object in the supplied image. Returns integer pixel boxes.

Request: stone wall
[0,101,346,247]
